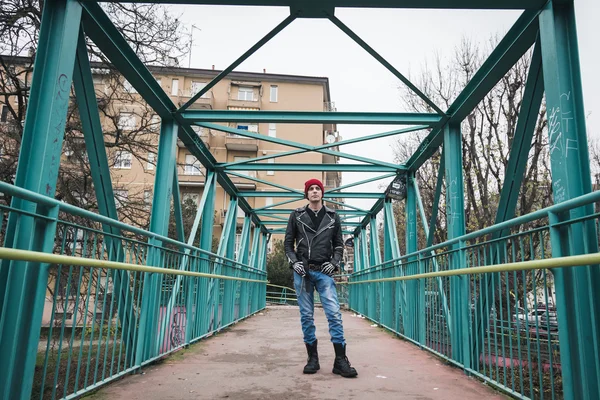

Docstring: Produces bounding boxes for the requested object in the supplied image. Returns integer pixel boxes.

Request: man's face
[307,184,323,202]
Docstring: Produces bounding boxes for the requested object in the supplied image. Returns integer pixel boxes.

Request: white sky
[169,1,600,213]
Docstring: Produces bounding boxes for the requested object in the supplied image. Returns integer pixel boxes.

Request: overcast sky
[169,1,599,213]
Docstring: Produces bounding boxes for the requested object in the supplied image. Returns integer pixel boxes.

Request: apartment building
[105,65,342,242]
[1,58,342,247]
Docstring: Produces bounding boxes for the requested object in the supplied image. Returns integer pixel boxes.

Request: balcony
[227,97,261,110]
[177,90,214,110]
[225,131,258,152]
[227,85,261,109]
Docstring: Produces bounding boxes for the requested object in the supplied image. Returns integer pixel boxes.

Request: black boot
[332,343,358,377]
[303,340,320,374]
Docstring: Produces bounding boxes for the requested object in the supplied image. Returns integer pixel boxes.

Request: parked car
[512,308,548,326]
[540,311,559,331]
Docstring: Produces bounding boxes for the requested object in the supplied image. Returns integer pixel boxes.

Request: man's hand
[321,262,336,276]
[292,261,306,277]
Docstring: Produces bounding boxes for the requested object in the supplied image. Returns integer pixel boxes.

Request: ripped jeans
[293,270,345,345]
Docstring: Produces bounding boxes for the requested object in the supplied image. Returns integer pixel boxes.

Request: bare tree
[0,1,190,336]
[396,37,550,241]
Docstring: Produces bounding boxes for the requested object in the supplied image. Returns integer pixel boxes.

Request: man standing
[284,178,358,378]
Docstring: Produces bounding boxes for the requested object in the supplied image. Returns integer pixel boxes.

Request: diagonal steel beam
[212,123,412,169]
[222,125,426,167]
[238,191,385,199]
[178,14,296,112]
[328,15,444,115]
[326,173,396,193]
[80,3,266,233]
[406,9,540,171]
[222,163,400,172]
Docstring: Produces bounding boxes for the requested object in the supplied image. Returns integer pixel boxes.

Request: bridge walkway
[87,306,505,400]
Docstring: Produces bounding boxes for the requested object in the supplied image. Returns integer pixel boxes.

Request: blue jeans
[293,270,345,345]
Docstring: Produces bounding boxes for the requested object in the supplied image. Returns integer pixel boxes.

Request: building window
[123,79,137,93]
[1,105,9,122]
[147,153,155,170]
[191,81,208,98]
[150,114,161,131]
[270,85,278,102]
[266,197,273,207]
[156,78,162,87]
[114,189,128,208]
[267,158,275,176]
[144,190,152,209]
[171,79,179,96]
[237,86,254,101]
[118,112,136,130]
[114,151,132,169]
[233,156,250,177]
[234,123,258,134]
[184,154,202,175]
[268,123,276,138]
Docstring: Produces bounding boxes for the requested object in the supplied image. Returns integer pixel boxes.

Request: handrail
[0,181,258,272]
[359,189,600,273]
[349,252,600,284]
[0,247,266,283]
[266,283,296,292]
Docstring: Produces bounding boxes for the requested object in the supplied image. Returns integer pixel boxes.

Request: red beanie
[304,178,324,199]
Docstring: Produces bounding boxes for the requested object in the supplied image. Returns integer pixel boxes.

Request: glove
[321,262,336,276]
[292,261,306,277]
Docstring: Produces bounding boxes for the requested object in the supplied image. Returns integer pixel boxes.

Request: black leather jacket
[284,205,344,270]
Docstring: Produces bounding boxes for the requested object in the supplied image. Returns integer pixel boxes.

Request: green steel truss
[0,1,598,400]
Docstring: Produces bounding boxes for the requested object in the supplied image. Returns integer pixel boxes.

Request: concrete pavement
[86,306,506,400]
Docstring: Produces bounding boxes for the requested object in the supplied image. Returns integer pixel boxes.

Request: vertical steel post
[540,2,600,397]
[197,174,217,335]
[136,120,178,363]
[237,217,252,317]
[222,198,238,325]
[443,123,469,368]
[0,2,82,398]
[406,172,424,343]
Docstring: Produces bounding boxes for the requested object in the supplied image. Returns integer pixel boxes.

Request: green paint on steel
[217,126,426,168]
[328,15,444,115]
[222,163,400,172]
[184,110,441,125]
[83,1,548,10]
[179,15,296,111]
[204,122,405,169]
[540,1,600,397]
[0,1,83,397]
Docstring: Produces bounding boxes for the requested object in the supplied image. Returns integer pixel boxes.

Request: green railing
[349,190,600,400]
[0,183,267,400]
[266,284,297,305]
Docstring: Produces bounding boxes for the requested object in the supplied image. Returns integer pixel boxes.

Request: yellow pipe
[348,252,600,285]
[266,283,296,292]
[0,247,266,283]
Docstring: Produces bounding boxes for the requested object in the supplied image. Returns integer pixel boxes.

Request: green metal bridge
[0,1,599,399]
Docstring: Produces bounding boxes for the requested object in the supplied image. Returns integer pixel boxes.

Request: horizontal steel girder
[182,110,442,125]
[220,163,402,172]
[88,1,547,11]
[238,191,384,199]
[263,220,361,226]
[254,209,367,215]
